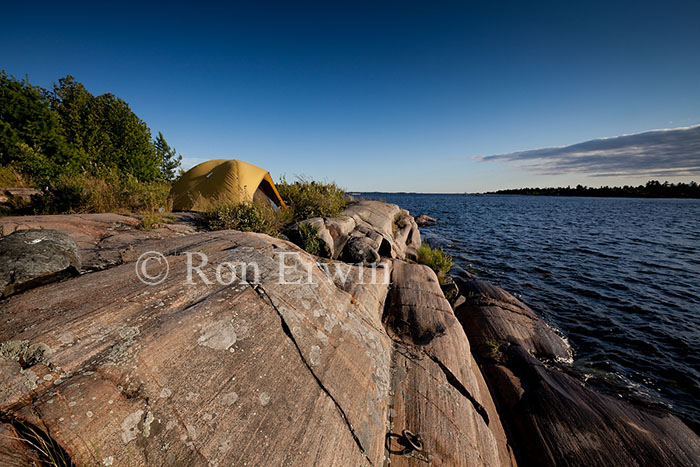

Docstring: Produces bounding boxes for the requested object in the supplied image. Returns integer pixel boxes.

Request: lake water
[363,193,700,432]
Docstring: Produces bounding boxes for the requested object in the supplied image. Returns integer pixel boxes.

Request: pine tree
[154,131,182,181]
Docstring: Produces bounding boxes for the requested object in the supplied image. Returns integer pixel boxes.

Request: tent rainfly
[170,159,286,211]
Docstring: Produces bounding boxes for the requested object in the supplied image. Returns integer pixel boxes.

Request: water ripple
[366,193,700,432]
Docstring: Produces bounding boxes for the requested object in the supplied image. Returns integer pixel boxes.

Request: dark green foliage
[296,223,323,255]
[49,75,161,181]
[491,180,700,198]
[416,241,453,284]
[0,71,181,186]
[154,131,182,181]
[276,176,348,221]
[0,72,73,179]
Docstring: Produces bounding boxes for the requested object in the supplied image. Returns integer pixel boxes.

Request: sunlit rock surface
[0,210,510,466]
[383,262,516,466]
[298,200,421,262]
[3,205,696,466]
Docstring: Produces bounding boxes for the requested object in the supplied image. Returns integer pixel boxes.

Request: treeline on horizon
[0,71,182,214]
[489,180,700,198]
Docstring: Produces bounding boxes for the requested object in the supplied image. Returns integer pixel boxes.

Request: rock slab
[454,274,700,467]
[0,229,81,297]
[0,212,509,467]
[383,262,516,466]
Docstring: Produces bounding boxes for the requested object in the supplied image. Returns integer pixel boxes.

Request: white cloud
[479,124,700,177]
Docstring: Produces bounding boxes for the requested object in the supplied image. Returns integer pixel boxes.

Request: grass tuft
[140,212,177,230]
[0,416,73,466]
[416,241,453,284]
[0,165,31,187]
[203,200,290,237]
[0,165,172,217]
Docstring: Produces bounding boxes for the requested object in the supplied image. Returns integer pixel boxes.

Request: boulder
[454,275,700,466]
[392,209,421,260]
[343,201,407,258]
[324,215,356,254]
[341,236,380,265]
[343,200,401,239]
[0,229,81,297]
[415,214,437,226]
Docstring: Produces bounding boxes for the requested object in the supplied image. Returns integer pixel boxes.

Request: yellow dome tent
[170,159,286,211]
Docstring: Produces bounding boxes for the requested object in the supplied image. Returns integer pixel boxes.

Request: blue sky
[2,1,699,192]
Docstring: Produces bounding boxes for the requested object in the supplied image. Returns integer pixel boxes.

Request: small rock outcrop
[454,275,572,361]
[415,214,437,226]
[453,274,700,466]
[0,229,81,297]
[297,200,421,262]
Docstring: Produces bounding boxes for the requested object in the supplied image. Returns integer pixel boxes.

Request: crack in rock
[426,352,490,426]
[252,283,373,466]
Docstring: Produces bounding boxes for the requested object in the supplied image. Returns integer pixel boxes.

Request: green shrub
[203,201,288,237]
[416,241,453,284]
[296,223,324,255]
[276,176,348,221]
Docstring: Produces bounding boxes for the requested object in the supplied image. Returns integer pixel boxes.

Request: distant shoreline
[488,192,700,199]
[488,180,700,198]
[357,191,700,199]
